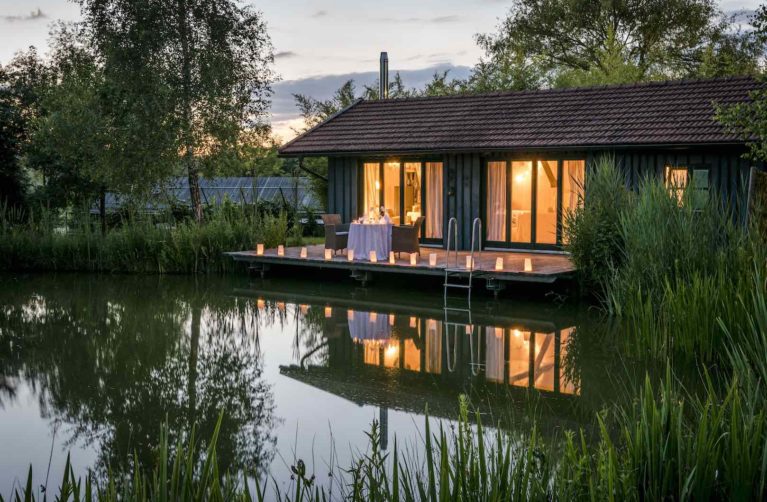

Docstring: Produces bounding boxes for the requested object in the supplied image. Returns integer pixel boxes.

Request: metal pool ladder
[444,217,483,305]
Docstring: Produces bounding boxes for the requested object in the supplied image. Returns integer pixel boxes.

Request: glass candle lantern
[524,258,533,272]
[277,245,284,256]
[348,249,354,261]
[324,248,332,260]
[429,253,437,267]
[369,250,377,263]
[300,247,308,258]
[410,254,418,266]
[389,252,395,264]
[256,243,264,255]
[495,257,504,271]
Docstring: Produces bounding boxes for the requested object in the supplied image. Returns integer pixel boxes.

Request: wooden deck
[226,245,575,288]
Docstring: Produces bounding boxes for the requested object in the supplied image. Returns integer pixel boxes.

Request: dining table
[347,222,392,261]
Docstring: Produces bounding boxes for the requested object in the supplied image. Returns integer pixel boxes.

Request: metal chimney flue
[379,52,389,99]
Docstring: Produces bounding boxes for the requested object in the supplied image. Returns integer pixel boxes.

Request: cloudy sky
[0,0,762,140]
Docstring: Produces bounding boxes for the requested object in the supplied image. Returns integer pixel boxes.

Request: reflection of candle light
[257,298,265,309]
[385,344,399,359]
[389,315,395,326]
[495,257,504,271]
[410,254,417,266]
[465,324,473,335]
[513,329,521,338]
[429,253,437,267]
[369,250,377,263]
[256,243,264,255]
[370,312,378,322]
[409,316,417,328]
[466,256,473,270]
[495,327,504,338]
[428,319,437,331]
[324,306,332,318]
[277,302,285,312]
[300,247,308,258]
[277,245,284,256]
[524,258,533,272]
[324,248,332,260]
[348,249,354,261]
[299,304,308,315]
[389,251,395,264]
[347,309,354,321]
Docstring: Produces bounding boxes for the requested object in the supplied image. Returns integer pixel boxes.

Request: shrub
[563,155,632,298]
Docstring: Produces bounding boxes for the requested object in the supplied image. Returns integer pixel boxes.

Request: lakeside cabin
[231,65,763,291]
[279,74,762,252]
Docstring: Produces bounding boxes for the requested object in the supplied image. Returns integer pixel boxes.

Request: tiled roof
[279,76,761,156]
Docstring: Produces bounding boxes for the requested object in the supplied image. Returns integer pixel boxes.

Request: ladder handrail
[467,217,483,304]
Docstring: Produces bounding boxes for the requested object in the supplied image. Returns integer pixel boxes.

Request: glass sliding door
[535,160,558,244]
[403,162,421,225]
[363,162,381,219]
[383,162,401,223]
[562,160,585,244]
[424,162,443,239]
[486,161,507,242]
[511,161,533,243]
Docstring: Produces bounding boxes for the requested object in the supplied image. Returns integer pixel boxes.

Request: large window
[486,158,583,247]
[362,160,444,241]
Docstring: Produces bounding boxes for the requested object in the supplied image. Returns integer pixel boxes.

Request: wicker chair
[321,214,349,254]
[391,216,425,258]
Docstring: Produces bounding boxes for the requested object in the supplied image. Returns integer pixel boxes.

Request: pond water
[0,273,650,495]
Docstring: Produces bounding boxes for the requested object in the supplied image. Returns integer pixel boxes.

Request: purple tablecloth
[348,223,391,261]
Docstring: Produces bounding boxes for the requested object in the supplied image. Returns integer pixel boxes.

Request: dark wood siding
[326,146,760,251]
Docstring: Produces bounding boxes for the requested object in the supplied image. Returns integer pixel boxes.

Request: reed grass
[0,203,291,274]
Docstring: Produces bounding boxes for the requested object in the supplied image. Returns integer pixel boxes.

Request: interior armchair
[321,214,349,254]
[392,216,425,258]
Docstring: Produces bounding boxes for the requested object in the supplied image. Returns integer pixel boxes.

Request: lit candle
[524,258,533,272]
[410,254,418,266]
[347,309,354,321]
[256,243,264,255]
[324,248,332,260]
[348,249,355,261]
[369,250,377,263]
[324,306,332,318]
[277,245,284,256]
[389,251,395,264]
[466,255,473,270]
[370,312,377,322]
[300,247,308,258]
[495,257,504,271]
[429,253,437,267]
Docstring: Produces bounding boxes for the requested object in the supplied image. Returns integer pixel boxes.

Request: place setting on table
[347,206,393,262]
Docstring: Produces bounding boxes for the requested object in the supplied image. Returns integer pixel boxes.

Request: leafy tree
[476,0,757,88]
[76,0,275,222]
[717,6,767,162]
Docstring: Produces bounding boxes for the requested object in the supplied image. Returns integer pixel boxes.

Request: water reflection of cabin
[280,76,762,250]
[314,306,578,397]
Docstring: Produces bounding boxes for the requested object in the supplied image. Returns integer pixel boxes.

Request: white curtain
[425,162,443,238]
[425,319,442,374]
[363,163,380,216]
[487,162,507,241]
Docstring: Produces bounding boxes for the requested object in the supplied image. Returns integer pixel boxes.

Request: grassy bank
[0,204,298,274]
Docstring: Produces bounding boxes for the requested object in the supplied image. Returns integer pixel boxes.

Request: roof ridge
[356,74,759,106]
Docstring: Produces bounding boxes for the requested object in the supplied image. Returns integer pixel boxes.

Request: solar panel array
[99,177,322,213]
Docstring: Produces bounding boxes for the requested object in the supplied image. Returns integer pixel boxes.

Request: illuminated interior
[425,319,442,374]
[362,161,443,240]
[665,165,688,205]
[532,332,556,392]
[536,160,558,244]
[485,327,505,383]
[511,161,533,243]
[403,339,420,371]
[562,160,586,244]
[383,341,399,368]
